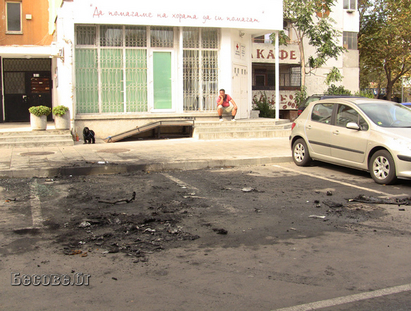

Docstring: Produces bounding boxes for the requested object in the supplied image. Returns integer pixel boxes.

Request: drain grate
[20,152,55,156]
[97,148,130,154]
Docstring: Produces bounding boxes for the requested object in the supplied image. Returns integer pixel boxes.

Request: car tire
[292,138,312,166]
[369,150,397,184]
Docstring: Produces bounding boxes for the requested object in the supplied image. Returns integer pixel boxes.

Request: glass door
[153,52,172,110]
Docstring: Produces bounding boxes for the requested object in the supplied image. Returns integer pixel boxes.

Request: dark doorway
[3,58,52,122]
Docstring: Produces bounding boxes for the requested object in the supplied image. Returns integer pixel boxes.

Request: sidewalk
[0,137,292,178]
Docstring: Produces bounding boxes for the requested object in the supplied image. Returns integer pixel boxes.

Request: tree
[275,0,346,89]
[359,0,411,100]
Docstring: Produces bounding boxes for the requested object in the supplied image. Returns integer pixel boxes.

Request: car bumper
[395,154,411,179]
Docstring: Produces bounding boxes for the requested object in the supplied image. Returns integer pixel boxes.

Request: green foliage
[306,18,346,69]
[28,106,51,117]
[355,90,374,99]
[52,105,69,116]
[252,93,275,118]
[282,0,345,87]
[359,0,411,100]
[294,86,307,107]
[271,30,290,46]
[325,84,352,95]
[325,67,343,85]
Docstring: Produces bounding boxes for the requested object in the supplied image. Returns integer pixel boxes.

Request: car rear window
[303,96,321,107]
[311,103,333,123]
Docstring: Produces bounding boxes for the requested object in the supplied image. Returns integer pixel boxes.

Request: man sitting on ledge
[217,89,238,122]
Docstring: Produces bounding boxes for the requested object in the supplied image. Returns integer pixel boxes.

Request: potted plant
[52,105,70,130]
[28,105,51,131]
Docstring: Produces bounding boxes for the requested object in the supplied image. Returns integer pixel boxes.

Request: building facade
[251,0,360,120]
[0,0,57,122]
[53,0,283,138]
[1,0,359,136]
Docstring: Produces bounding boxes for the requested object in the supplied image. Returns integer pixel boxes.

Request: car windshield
[358,102,411,128]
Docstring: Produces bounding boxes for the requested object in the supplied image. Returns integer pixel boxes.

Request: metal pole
[275,31,280,120]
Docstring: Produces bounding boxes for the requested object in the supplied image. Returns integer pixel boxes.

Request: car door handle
[333,130,340,135]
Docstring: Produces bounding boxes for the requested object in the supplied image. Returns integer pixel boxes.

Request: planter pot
[54,113,70,130]
[30,114,47,131]
[251,110,260,119]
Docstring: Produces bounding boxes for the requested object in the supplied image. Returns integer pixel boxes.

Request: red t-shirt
[217,94,232,107]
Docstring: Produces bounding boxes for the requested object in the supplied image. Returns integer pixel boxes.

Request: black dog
[83,127,95,144]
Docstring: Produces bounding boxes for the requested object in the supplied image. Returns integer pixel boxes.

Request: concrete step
[0,129,72,136]
[0,130,74,148]
[196,129,291,140]
[196,125,289,133]
[193,119,292,140]
[0,140,75,149]
[195,119,291,127]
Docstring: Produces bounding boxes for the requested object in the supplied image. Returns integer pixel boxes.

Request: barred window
[252,64,300,90]
[125,26,147,47]
[183,28,219,111]
[343,32,358,50]
[201,28,219,49]
[76,26,96,46]
[75,26,218,114]
[100,26,123,47]
[183,28,199,48]
[150,26,174,47]
[75,25,148,114]
[343,0,357,10]
[290,67,301,87]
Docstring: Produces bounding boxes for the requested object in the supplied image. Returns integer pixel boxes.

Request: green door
[153,52,172,110]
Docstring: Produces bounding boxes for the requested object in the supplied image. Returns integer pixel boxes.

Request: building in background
[251,0,360,120]
[0,0,58,122]
[1,0,359,136]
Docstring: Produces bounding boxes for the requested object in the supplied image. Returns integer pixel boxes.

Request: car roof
[312,97,395,105]
[307,94,364,100]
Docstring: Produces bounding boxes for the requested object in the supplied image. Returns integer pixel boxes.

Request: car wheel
[292,138,311,166]
[369,150,397,184]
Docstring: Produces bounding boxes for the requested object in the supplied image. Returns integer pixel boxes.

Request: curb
[0,156,292,178]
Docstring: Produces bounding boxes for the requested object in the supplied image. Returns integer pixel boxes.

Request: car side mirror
[346,122,360,130]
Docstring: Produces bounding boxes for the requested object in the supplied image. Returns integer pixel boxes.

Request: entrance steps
[193,118,292,140]
[0,129,74,149]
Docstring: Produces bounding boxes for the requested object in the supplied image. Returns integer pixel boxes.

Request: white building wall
[220,29,234,94]
[55,3,75,127]
[305,0,359,96]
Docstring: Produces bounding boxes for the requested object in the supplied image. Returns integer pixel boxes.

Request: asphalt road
[1,161,411,310]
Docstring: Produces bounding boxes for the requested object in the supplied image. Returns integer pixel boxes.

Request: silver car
[290,98,411,184]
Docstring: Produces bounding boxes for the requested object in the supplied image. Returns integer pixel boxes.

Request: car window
[360,102,411,127]
[303,96,321,108]
[336,104,369,130]
[311,103,333,123]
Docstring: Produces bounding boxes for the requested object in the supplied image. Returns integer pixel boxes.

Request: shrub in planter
[28,105,51,117]
[52,105,70,130]
[52,105,69,116]
[29,106,51,131]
